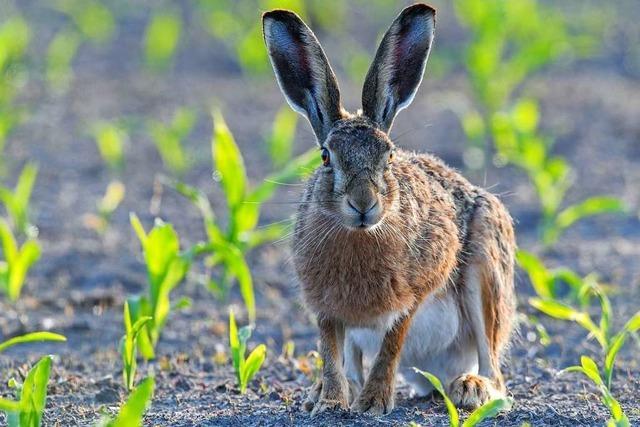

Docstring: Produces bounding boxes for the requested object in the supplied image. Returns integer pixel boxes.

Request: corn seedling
[492,99,624,246]
[91,122,127,172]
[0,162,38,236]
[121,301,152,391]
[229,309,266,394]
[517,249,603,309]
[84,181,126,234]
[560,356,630,427]
[0,332,66,424]
[46,0,114,92]
[413,368,513,426]
[128,213,190,359]
[1,356,54,427]
[0,16,30,160]
[266,105,298,169]
[147,108,196,176]
[531,284,640,389]
[46,29,81,93]
[195,0,348,75]
[97,377,155,427]
[0,219,40,301]
[53,0,115,44]
[165,108,318,321]
[453,0,600,168]
[144,10,182,71]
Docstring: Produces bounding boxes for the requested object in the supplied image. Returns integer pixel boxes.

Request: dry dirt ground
[1,1,640,426]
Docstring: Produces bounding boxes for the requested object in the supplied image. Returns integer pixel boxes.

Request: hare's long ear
[263,10,342,145]
[362,4,435,132]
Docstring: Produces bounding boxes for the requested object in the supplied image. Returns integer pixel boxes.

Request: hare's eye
[321,148,330,166]
[388,150,395,163]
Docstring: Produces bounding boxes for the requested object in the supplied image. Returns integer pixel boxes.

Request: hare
[263,3,516,416]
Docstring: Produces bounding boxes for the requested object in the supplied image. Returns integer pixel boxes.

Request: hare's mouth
[341,197,383,230]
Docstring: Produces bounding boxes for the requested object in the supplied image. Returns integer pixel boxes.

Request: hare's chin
[343,217,383,232]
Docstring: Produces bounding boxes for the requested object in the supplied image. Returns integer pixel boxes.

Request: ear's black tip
[402,3,437,19]
[262,9,304,27]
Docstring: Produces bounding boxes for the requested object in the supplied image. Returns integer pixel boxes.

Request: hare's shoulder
[397,150,475,193]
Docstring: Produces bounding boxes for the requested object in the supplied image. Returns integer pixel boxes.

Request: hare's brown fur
[263,3,516,416]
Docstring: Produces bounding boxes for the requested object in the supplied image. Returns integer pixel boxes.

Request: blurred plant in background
[0,16,30,170]
[144,9,182,71]
[453,0,602,169]
[47,0,115,93]
[492,99,625,245]
[147,108,196,177]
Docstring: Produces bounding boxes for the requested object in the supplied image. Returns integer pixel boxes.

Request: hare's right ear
[362,4,435,132]
[263,10,342,145]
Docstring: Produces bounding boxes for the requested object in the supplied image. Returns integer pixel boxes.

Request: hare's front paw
[351,382,394,415]
[448,374,499,410]
[304,380,349,416]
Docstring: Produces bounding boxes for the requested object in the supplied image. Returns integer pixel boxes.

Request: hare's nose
[347,198,378,216]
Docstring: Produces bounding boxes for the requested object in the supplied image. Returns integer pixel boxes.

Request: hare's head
[263,4,435,230]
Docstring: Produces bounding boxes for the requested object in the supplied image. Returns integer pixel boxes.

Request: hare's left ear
[263,10,343,145]
[362,4,435,132]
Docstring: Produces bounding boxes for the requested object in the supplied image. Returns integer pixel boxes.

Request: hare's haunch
[263,3,516,416]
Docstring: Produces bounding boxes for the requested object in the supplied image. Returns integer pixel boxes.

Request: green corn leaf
[172,296,192,311]
[108,377,155,427]
[0,218,18,265]
[554,197,625,232]
[249,148,319,203]
[605,332,627,388]
[129,213,147,245]
[229,309,243,384]
[18,355,52,427]
[246,221,291,249]
[127,296,155,360]
[0,332,66,353]
[144,11,182,70]
[267,106,298,168]
[212,109,246,211]
[516,250,553,298]
[529,298,581,321]
[0,398,20,412]
[559,365,585,376]
[511,98,539,134]
[580,356,603,386]
[240,344,266,393]
[162,178,215,225]
[530,298,604,346]
[413,368,459,427]
[14,162,38,226]
[605,311,640,387]
[623,311,640,332]
[0,163,38,234]
[597,290,612,343]
[462,397,513,427]
[222,244,255,323]
[233,203,260,239]
[7,238,40,301]
[152,257,188,333]
[92,122,126,171]
[46,28,81,92]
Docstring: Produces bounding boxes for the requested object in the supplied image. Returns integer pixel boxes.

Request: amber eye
[388,150,395,163]
[321,148,330,166]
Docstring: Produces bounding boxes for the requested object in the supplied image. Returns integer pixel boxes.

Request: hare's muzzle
[342,179,383,230]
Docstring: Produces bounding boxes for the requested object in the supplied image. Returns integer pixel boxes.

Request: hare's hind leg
[448,196,516,409]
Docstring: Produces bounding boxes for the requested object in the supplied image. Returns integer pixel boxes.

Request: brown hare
[263,3,516,416]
